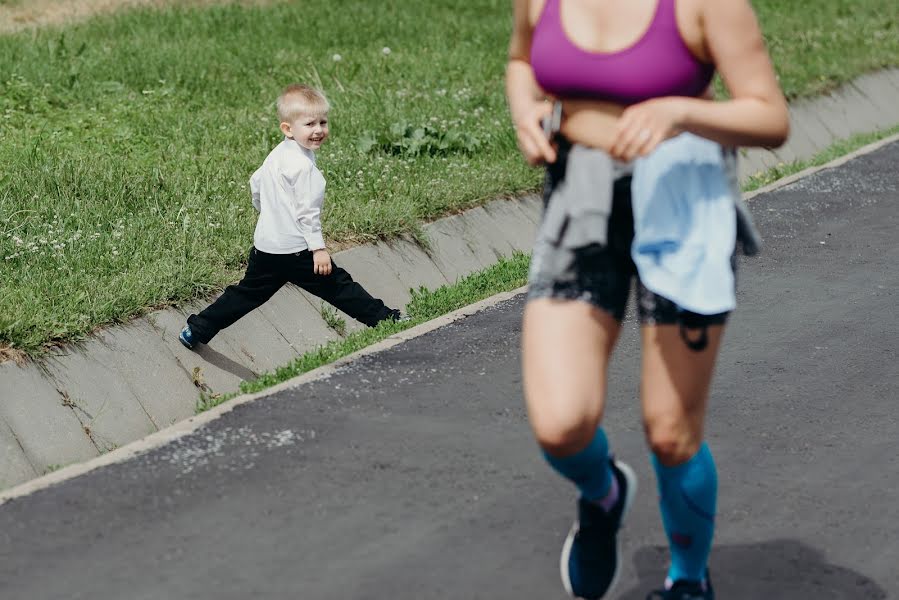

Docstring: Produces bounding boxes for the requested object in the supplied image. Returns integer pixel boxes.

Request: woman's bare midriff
[559,99,626,153]
[557,85,713,153]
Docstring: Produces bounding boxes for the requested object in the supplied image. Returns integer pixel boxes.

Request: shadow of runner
[617,541,887,599]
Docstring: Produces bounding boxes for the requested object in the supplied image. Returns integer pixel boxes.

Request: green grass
[319,302,347,337]
[754,0,899,99]
[741,125,899,192]
[1,0,897,354]
[196,251,530,411]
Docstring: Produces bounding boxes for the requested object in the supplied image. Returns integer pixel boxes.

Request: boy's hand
[312,249,332,276]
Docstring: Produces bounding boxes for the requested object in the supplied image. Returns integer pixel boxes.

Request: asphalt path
[1,142,897,600]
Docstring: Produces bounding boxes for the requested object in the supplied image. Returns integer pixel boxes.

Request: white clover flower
[332,54,342,62]
[382,47,392,56]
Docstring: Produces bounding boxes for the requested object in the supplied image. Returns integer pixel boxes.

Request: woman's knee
[643,413,702,466]
[530,403,600,456]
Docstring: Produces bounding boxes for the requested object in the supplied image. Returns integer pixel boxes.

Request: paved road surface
[2,143,897,600]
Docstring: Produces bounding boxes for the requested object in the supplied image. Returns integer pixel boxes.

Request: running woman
[506,0,789,598]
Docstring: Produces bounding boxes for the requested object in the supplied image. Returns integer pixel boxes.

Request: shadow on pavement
[617,540,887,599]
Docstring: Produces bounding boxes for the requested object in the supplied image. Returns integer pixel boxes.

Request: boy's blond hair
[277,84,330,123]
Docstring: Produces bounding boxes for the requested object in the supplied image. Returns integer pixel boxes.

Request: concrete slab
[775,126,817,164]
[454,209,510,268]
[294,288,366,336]
[428,212,498,270]
[255,284,342,353]
[829,85,886,134]
[772,109,825,165]
[750,147,782,171]
[771,141,814,165]
[457,206,517,261]
[210,308,302,375]
[0,361,99,474]
[514,193,543,225]
[0,419,36,490]
[42,343,159,453]
[851,76,899,126]
[89,321,199,429]
[789,105,837,152]
[147,307,254,396]
[330,244,411,313]
[807,93,855,140]
[423,217,495,284]
[881,68,899,98]
[482,199,539,253]
[377,237,450,297]
[738,149,770,182]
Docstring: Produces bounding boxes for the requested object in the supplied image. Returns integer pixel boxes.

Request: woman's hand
[513,99,557,166]
[609,97,689,161]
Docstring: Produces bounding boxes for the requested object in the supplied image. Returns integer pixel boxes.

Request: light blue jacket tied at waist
[632,132,758,315]
[538,132,761,316]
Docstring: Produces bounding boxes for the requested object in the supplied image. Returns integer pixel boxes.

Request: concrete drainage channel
[2,68,899,491]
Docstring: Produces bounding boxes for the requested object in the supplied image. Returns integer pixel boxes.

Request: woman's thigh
[522,298,622,454]
[639,323,726,465]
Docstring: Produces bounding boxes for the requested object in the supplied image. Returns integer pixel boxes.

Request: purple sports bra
[530,0,714,105]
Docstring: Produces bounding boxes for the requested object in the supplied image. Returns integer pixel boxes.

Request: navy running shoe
[179,325,197,350]
[646,572,715,600]
[560,460,637,599]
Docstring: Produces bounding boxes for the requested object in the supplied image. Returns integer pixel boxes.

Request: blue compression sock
[652,443,717,583]
[543,428,613,502]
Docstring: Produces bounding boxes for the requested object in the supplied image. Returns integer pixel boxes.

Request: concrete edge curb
[0,286,528,505]
[743,132,899,201]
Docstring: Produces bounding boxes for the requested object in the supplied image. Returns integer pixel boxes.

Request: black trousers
[187,247,395,344]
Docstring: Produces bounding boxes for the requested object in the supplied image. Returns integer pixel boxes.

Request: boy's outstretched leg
[183,248,287,348]
[292,257,400,327]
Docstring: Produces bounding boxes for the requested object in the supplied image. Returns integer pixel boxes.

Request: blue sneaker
[179,325,197,350]
[560,460,637,599]
[646,571,715,600]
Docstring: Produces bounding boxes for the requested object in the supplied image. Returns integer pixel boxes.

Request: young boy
[179,84,403,350]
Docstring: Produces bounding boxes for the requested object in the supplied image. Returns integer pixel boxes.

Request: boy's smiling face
[281,112,329,151]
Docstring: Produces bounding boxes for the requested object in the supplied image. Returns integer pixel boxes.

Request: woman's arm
[680,0,790,147]
[609,0,789,160]
[505,0,556,165]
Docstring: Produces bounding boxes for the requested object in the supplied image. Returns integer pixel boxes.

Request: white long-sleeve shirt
[249,138,326,253]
